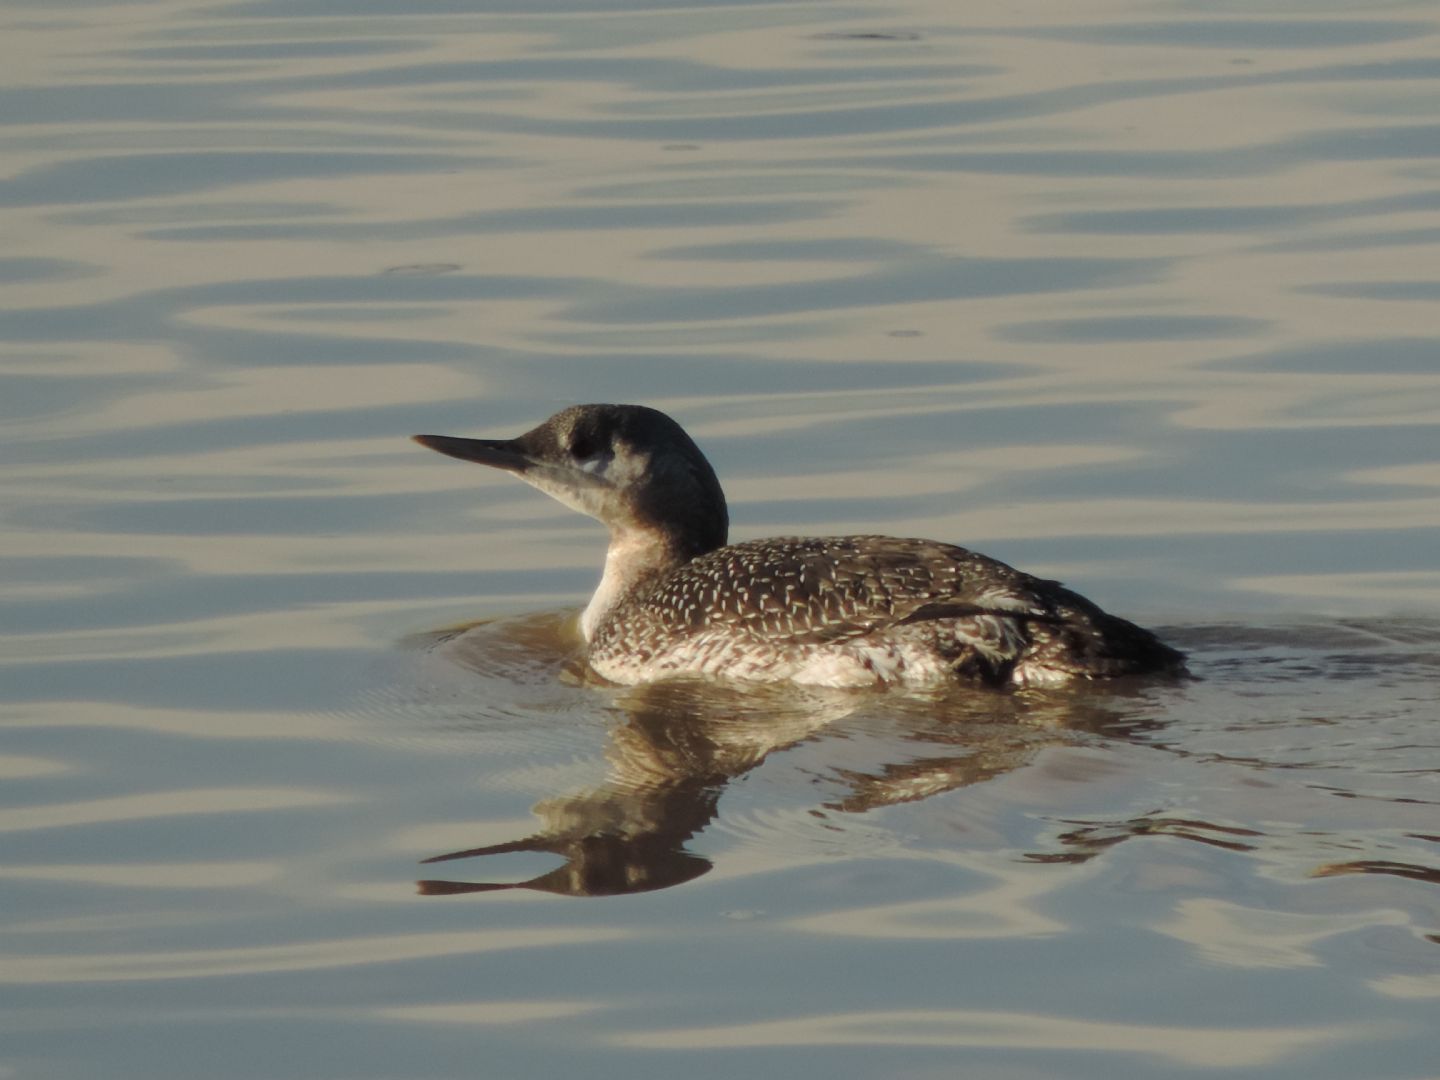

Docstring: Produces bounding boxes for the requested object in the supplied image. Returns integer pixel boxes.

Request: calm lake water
[3,1,1439,1077]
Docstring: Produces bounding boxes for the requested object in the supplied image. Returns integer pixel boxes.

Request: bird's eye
[569,431,603,460]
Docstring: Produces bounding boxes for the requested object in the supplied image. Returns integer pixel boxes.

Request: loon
[414,404,1185,689]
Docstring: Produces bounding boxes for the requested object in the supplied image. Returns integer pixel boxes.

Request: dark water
[3,1,1439,1077]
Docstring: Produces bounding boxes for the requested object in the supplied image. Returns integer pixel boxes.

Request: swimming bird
[414,404,1185,688]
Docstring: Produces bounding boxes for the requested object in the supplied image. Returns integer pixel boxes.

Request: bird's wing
[702,536,1061,646]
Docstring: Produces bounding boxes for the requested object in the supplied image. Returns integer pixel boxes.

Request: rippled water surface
[4,1,1439,1077]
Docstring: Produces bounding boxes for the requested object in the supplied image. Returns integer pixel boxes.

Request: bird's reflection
[418,680,848,896]
[410,615,1440,899]
[417,667,1167,898]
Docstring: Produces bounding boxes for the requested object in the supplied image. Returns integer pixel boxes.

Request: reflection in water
[617,1006,1385,1066]
[1036,813,1262,866]
[416,615,1172,897]
[1314,860,1440,887]
[410,614,1440,904]
[418,679,851,897]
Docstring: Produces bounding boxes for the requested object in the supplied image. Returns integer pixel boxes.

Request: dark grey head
[414,404,729,558]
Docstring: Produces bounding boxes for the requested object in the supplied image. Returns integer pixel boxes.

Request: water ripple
[618,1009,1390,1066]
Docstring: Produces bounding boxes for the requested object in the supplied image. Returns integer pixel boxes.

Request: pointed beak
[411,434,532,475]
[413,431,612,520]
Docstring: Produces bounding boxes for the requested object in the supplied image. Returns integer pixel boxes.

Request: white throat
[580,529,671,641]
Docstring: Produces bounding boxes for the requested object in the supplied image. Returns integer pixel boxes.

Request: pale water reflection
[618,1009,1387,1067]
[3,0,1440,1077]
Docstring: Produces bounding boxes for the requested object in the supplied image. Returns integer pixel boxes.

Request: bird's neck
[580,525,707,641]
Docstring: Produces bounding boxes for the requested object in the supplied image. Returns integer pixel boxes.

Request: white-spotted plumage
[414,405,1185,689]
